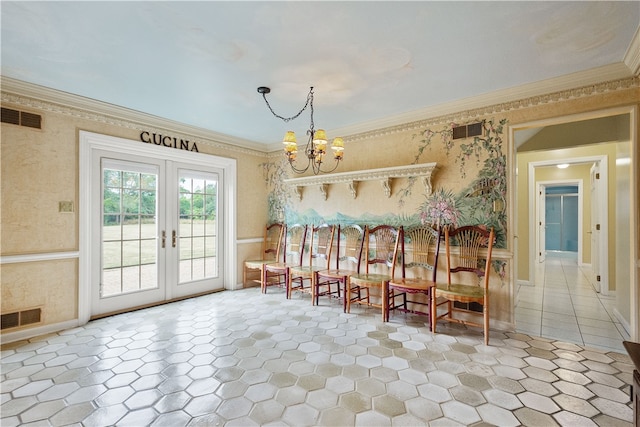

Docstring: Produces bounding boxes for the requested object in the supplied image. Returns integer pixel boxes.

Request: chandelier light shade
[258,86,344,175]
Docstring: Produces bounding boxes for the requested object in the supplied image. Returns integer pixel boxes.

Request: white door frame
[79,131,237,325]
[509,105,638,341]
[536,179,584,266]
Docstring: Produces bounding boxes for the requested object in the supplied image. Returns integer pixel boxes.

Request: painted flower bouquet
[419,188,461,228]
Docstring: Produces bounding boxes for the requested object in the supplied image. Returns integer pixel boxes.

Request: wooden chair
[386,225,441,325]
[348,225,401,320]
[288,224,335,301]
[314,224,364,311]
[431,225,495,345]
[243,223,284,287]
[262,224,307,295]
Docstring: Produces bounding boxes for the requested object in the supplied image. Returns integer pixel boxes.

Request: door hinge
[597,275,601,282]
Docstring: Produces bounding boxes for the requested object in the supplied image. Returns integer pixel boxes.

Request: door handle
[161,230,166,248]
[172,230,177,248]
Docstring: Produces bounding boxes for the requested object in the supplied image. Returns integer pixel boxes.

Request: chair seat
[435,283,485,302]
[290,265,325,276]
[265,262,294,271]
[244,259,272,269]
[350,273,391,286]
[389,278,435,293]
[317,269,356,279]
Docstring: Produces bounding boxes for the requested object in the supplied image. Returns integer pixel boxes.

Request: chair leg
[341,278,347,313]
[284,269,290,298]
[431,290,437,334]
[484,300,489,346]
[346,278,351,313]
[383,283,388,322]
[381,281,388,322]
[313,273,318,306]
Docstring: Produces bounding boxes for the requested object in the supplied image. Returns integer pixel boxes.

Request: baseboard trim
[613,308,631,337]
[0,319,80,345]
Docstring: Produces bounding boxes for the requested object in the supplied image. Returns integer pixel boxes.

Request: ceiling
[2,1,639,149]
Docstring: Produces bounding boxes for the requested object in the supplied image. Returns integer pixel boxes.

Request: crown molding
[344,76,638,144]
[331,63,635,140]
[624,25,640,76]
[264,63,637,153]
[3,65,636,158]
[0,76,268,156]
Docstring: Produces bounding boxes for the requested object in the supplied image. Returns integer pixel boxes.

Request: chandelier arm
[262,87,314,123]
[315,158,342,174]
[287,158,311,174]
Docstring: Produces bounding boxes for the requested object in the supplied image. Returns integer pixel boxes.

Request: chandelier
[258,86,344,175]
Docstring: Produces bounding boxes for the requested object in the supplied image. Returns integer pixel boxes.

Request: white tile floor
[515,252,630,354]
[1,282,635,426]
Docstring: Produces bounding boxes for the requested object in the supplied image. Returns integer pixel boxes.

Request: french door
[93,154,224,315]
[80,131,236,321]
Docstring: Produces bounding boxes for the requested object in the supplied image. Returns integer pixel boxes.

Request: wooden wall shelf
[283,162,438,200]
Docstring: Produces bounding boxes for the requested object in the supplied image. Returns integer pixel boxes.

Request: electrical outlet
[59,201,74,213]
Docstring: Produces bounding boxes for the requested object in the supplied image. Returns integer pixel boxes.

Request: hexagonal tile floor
[1,287,634,426]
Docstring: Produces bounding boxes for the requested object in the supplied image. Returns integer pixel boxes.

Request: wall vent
[1,108,42,129]
[1,308,42,330]
[452,121,483,140]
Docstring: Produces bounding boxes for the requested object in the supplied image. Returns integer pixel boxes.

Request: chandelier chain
[262,87,314,125]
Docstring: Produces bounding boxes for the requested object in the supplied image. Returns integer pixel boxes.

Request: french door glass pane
[102,167,158,297]
[178,174,218,283]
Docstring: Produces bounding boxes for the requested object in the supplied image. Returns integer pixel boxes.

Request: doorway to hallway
[512,107,637,343]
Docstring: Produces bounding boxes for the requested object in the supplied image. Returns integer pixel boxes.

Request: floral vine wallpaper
[409,118,508,249]
[262,117,509,279]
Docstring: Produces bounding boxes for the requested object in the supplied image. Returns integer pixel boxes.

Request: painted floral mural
[261,159,291,224]
[418,188,461,228]
[264,118,508,246]
[262,116,509,281]
[411,118,508,249]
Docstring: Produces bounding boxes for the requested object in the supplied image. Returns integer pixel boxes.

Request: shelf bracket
[292,186,302,201]
[347,181,358,199]
[381,178,392,198]
[319,184,328,200]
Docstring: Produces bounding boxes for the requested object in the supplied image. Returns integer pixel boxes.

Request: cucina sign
[140,131,199,152]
